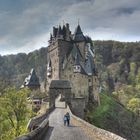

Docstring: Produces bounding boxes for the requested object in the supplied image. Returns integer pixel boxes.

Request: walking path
[43,97,92,140]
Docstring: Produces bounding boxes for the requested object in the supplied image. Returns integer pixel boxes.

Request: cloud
[59,0,140,39]
[0,0,140,55]
[0,0,87,55]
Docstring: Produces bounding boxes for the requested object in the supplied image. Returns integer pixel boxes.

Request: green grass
[86,93,118,128]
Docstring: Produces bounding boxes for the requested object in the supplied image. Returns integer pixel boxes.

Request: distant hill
[0,40,140,89]
[94,40,140,92]
[0,47,47,88]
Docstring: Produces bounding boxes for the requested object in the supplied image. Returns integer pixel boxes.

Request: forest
[0,40,140,140]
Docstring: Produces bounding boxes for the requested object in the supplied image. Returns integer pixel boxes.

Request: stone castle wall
[70,98,86,118]
[62,60,91,101]
[46,24,99,105]
[67,106,127,140]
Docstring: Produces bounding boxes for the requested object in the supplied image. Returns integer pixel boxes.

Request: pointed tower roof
[71,44,83,60]
[23,68,40,89]
[73,24,85,42]
[84,48,96,76]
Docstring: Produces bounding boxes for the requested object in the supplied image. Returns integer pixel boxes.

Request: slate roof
[74,53,80,65]
[73,25,85,42]
[80,64,87,75]
[71,44,83,61]
[83,50,96,76]
[50,23,97,77]
[61,38,96,76]
[23,68,40,87]
[85,36,93,44]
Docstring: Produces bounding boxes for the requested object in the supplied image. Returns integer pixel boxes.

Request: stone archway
[49,80,72,108]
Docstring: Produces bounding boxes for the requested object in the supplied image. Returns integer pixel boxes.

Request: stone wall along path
[43,97,92,140]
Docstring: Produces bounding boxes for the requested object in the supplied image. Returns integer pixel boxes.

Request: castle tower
[73,24,87,61]
[46,23,73,90]
[46,23,99,104]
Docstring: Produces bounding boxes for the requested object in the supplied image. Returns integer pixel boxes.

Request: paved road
[43,97,91,140]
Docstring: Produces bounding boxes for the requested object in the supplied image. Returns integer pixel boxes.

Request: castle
[46,23,99,105]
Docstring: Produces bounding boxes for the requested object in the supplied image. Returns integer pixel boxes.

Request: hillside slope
[1,41,140,90]
[85,93,140,140]
[94,41,140,92]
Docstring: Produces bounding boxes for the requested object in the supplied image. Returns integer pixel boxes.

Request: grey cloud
[0,0,140,55]
[0,0,85,45]
[59,0,140,39]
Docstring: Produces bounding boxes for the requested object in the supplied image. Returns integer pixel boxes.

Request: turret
[65,23,71,41]
[62,25,66,39]
[21,68,40,90]
[73,24,85,42]
[48,33,53,44]
[57,25,63,39]
[53,27,58,38]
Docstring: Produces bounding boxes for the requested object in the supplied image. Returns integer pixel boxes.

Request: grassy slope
[85,94,140,140]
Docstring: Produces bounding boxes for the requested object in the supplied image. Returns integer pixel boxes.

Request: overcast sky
[0,0,140,55]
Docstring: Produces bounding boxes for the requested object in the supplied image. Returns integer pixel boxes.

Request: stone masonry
[46,23,100,110]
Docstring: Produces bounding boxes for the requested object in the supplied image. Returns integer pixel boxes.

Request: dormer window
[47,66,52,72]
[73,65,81,73]
[47,66,52,77]
[47,71,52,77]
[47,65,52,77]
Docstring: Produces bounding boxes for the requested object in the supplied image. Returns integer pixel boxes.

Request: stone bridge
[15,96,127,140]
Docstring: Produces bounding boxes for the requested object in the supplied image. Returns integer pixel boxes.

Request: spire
[57,25,62,35]
[53,26,58,37]
[73,24,85,42]
[75,24,83,35]
[23,68,40,89]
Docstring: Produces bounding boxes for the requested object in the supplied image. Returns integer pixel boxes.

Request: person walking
[66,112,70,126]
[63,114,67,126]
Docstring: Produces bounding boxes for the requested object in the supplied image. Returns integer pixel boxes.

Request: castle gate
[49,80,72,108]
